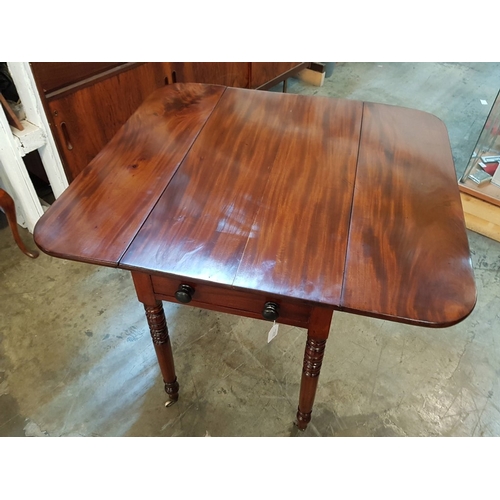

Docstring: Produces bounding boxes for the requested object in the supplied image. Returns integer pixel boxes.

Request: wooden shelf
[11,120,46,156]
[459,178,500,207]
[460,192,500,242]
[459,146,500,207]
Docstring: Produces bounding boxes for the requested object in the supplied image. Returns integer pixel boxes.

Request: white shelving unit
[0,62,68,232]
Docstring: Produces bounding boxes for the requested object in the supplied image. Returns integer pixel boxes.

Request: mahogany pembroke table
[34,83,477,431]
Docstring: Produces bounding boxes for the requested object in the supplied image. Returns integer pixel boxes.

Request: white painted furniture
[0,63,68,232]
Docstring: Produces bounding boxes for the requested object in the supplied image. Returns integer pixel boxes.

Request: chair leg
[0,188,39,258]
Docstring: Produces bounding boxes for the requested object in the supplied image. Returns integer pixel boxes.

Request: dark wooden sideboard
[30,62,308,182]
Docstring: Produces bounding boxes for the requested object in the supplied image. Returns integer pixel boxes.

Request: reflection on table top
[34,83,476,328]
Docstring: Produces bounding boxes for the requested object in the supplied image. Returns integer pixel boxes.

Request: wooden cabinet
[30,62,125,94]
[169,62,249,88]
[31,62,308,182]
[44,63,173,181]
[250,62,303,89]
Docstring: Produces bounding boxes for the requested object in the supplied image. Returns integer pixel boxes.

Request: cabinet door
[48,62,172,181]
[169,62,249,88]
[250,62,303,89]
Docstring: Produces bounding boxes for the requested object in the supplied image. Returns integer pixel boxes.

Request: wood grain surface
[341,103,476,326]
[150,274,312,328]
[30,62,125,94]
[121,88,363,306]
[232,93,362,303]
[121,88,304,283]
[35,84,476,327]
[47,62,175,181]
[169,62,250,88]
[34,83,225,266]
[460,192,500,242]
[250,62,302,89]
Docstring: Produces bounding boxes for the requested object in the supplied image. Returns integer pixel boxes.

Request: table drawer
[151,275,311,328]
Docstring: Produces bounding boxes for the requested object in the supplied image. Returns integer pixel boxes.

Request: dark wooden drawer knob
[175,284,195,303]
[262,302,279,321]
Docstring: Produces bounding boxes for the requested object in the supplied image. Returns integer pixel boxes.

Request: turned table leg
[296,307,334,431]
[132,272,179,405]
[144,302,179,405]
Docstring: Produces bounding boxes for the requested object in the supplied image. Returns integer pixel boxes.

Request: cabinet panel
[250,62,302,89]
[169,62,249,88]
[30,62,125,94]
[48,62,172,181]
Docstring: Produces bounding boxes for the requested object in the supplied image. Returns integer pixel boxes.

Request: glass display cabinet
[459,89,500,206]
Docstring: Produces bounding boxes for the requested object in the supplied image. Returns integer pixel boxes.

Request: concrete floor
[1,62,500,437]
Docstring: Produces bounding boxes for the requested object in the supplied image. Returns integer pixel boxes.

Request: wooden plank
[233,94,362,303]
[341,102,476,327]
[459,179,500,207]
[461,192,500,242]
[120,88,293,284]
[34,83,225,266]
[122,89,363,304]
[11,120,46,156]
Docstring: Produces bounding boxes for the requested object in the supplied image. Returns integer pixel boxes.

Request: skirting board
[460,192,500,242]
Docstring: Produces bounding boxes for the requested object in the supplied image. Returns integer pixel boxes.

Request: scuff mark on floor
[24,420,50,437]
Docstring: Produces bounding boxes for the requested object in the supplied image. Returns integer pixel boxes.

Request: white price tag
[267,321,279,343]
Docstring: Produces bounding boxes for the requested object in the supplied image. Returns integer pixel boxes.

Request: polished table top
[35,83,476,327]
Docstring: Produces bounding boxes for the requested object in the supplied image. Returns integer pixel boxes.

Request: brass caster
[165,399,177,408]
